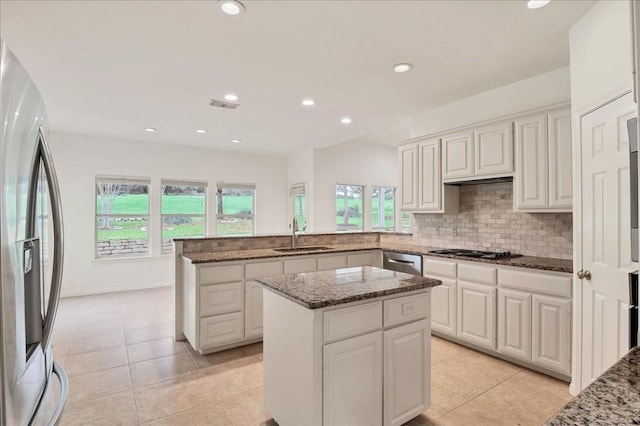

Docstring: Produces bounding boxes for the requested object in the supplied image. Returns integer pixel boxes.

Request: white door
[579,92,639,389]
[497,288,531,361]
[383,319,430,426]
[399,144,418,210]
[244,281,263,339]
[418,139,441,211]
[456,281,496,349]
[442,131,474,180]
[474,121,513,176]
[430,278,456,336]
[532,294,571,375]
[323,331,383,426]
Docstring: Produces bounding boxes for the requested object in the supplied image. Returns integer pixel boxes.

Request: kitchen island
[255,266,441,426]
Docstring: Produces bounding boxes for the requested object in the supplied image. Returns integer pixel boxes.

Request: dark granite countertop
[254,266,441,309]
[546,346,640,425]
[182,242,573,273]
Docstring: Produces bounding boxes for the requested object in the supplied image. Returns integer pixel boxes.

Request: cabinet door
[347,251,375,267]
[418,139,441,211]
[430,278,456,336]
[244,281,263,339]
[317,254,348,271]
[457,281,496,349]
[474,121,513,176]
[323,331,383,426]
[532,294,571,375]
[384,319,430,426]
[548,108,573,209]
[399,143,418,210]
[200,282,244,317]
[200,312,244,349]
[442,131,474,180]
[514,114,548,210]
[497,288,531,361]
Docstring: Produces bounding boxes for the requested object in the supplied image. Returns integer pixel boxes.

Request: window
[290,183,307,233]
[401,212,412,233]
[336,184,364,232]
[96,177,150,257]
[216,183,255,236]
[161,181,207,253]
[371,186,395,231]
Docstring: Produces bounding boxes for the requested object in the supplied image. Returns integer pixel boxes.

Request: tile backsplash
[406,182,572,260]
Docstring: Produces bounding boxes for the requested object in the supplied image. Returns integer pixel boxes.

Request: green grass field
[97,193,396,242]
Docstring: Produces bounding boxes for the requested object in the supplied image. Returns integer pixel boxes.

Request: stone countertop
[546,346,640,425]
[182,242,573,273]
[254,266,441,309]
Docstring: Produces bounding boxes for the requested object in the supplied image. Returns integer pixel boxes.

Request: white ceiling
[0,0,595,155]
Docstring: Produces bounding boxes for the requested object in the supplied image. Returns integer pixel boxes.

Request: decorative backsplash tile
[384,182,573,260]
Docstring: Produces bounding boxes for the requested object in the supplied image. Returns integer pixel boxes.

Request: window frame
[160,179,208,254]
[335,183,365,232]
[216,182,256,236]
[371,186,396,232]
[95,176,151,259]
[290,182,308,233]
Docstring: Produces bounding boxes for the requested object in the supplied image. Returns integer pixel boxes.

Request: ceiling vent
[209,99,239,109]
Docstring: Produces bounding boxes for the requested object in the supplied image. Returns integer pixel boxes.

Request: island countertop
[254,266,441,309]
[546,346,640,424]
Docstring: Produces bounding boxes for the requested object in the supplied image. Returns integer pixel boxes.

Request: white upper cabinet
[399,143,418,210]
[474,121,514,176]
[442,131,474,180]
[514,107,572,212]
[399,138,459,213]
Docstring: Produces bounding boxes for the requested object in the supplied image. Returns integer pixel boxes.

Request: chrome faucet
[292,217,299,248]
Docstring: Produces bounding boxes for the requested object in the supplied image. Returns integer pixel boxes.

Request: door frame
[570,83,633,395]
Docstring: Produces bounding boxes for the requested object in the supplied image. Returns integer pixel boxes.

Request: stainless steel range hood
[444,176,513,186]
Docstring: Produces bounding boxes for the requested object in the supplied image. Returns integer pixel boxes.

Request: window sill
[92,255,168,264]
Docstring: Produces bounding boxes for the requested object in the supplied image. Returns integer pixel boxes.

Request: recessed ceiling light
[144,127,157,132]
[340,117,353,125]
[231,139,241,144]
[527,0,551,9]
[196,129,207,134]
[302,99,315,106]
[219,0,245,16]
[224,93,238,101]
[393,63,413,73]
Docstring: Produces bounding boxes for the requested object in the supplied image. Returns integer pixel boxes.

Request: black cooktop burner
[428,249,522,260]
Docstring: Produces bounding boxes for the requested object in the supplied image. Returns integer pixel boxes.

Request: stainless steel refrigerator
[1,40,68,425]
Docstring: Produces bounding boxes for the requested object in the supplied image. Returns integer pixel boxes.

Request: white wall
[569,0,632,111]
[409,66,571,138]
[312,142,398,232]
[50,132,289,297]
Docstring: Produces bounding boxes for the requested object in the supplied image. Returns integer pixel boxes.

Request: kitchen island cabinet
[256,267,441,426]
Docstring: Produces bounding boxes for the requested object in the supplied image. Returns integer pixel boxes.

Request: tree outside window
[161,181,207,253]
[336,184,364,232]
[216,183,256,236]
[372,186,395,231]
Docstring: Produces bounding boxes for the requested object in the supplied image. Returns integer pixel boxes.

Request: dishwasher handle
[386,258,416,265]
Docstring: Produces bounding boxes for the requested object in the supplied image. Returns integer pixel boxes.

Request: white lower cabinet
[323,331,383,426]
[200,311,244,348]
[497,288,532,361]
[457,281,496,350]
[430,278,456,336]
[532,294,571,374]
[383,319,430,426]
[245,281,264,339]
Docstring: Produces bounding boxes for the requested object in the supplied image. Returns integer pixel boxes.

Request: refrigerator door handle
[37,128,64,351]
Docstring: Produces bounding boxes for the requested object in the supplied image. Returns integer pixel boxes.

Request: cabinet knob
[577,270,592,280]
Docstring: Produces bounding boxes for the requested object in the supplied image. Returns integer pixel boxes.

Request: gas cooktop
[428,249,522,260]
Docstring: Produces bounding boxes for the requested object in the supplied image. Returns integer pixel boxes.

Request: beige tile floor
[52,287,572,425]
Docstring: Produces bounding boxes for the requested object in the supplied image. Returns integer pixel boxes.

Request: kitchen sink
[274,246,332,253]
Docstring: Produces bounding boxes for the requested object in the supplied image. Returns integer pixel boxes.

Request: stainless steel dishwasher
[382,251,423,276]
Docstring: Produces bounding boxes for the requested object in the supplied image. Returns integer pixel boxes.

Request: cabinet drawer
[499,269,571,298]
[284,257,317,274]
[458,263,496,285]
[384,293,430,328]
[245,260,283,279]
[199,264,243,285]
[348,252,375,267]
[318,255,348,271]
[200,282,243,317]
[323,301,382,343]
[423,257,457,278]
[200,312,243,348]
